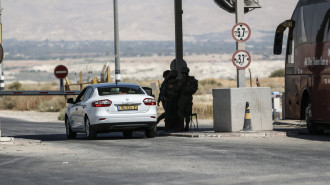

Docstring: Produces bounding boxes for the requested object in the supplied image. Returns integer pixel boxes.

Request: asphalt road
[1,117,330,185]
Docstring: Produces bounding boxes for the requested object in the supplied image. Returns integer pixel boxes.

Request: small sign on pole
[54,65,68,92]
[232,50,252,70]
[232,23,251,42]
[54,65,68,79]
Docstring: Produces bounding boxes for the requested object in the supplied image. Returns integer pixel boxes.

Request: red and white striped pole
[256,77,260,87]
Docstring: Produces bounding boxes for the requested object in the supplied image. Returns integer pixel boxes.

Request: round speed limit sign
[232,23,251,42]
[232,50,251,70]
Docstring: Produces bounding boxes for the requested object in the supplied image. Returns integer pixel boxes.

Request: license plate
[118,105,138,111]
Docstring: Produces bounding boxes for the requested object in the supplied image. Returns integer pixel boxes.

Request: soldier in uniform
[164,70,180,131]
[177,67,198,131]
[157,70,171,123]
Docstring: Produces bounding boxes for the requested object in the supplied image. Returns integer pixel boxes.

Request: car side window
[83,87,93,101]
[75,88,88,103]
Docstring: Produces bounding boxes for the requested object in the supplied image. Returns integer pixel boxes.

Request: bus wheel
[305,103,323,134]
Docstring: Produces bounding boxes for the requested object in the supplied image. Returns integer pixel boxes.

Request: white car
[65,83,158,139]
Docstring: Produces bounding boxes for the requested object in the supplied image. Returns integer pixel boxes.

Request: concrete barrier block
[213,87,273,132]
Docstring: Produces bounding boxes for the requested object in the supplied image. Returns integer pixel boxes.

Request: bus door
[309,3,330,122]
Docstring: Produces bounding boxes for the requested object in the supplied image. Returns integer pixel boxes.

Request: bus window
[287,39,295,64]
[297,7,307,44]
[302,4,316,43]
[312,3,330,43]
[328,22,330,42]
[287,7,300,64]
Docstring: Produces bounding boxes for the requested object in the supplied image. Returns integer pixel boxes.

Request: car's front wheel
[65,116,76,139]
[145,125,157,138]
[85,117,97,140]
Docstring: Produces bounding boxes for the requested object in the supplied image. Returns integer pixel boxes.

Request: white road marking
[0,157,27,167]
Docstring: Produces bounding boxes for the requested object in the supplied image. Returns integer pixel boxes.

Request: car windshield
[98,86,145,96]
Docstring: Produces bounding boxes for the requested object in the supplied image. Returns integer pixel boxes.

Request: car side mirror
[67,98,75,104]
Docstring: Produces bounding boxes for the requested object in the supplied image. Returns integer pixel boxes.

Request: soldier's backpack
[182,76,198,95]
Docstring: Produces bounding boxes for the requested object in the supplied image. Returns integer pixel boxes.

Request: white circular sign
[232,23,251,42]
[232,50,252,69]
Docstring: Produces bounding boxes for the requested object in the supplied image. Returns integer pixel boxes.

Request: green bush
[270,68,285,78]
[8,81,23,90]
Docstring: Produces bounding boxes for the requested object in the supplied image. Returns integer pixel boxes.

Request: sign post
[235,0,248,88]
[113,0,121,83]
[54,65,68,92]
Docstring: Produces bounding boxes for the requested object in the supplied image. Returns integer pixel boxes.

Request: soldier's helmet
[163,70,171,78]
[181,67,190,74]
[170,70,178,78]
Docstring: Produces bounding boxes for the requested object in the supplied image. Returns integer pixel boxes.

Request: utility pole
[113,0,121,83]
[236,0,246,88]
[0,0,3,91]
[174,0,185,75]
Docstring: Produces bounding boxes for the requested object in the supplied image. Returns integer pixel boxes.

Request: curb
[273,120,306,126]
[0,137,14,143]
[158,131,287,138]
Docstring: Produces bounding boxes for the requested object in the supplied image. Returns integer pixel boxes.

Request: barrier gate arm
[0,91,81,96]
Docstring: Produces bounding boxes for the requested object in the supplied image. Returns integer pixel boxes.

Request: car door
[70,88,88,130]
[76,87,93,126]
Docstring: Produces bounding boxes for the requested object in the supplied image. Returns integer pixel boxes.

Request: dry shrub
[0,97,17,110]
[259,77,285,92]
[155,102,213,119]
[192,103,213,119]
[0,96,66,111]
[269,68,285,78]
[196,79,223,95]
[8,81,23,90]
[37,97,66,112]
[122,78,152,88]
[58,108,66,120]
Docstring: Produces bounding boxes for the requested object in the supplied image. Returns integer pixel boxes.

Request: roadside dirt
[0,110,61,123]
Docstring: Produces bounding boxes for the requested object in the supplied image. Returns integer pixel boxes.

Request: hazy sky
[2,0,299,41]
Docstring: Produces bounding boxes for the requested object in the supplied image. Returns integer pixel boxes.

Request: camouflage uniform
[157,70,170,123]
[164,70,180,131]
[177,67,198,131]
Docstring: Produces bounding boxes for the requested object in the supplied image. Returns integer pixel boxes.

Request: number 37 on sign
[232,50,252,70]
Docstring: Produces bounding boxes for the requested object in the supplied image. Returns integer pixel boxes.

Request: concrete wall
[212,88,273,132]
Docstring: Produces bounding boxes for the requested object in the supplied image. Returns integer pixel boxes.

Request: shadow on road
[274,127,330,142]
[11,132,148,142]
[11,134,68,141]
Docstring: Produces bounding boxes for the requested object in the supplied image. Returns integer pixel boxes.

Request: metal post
[60,79,64,92]
[0,0,3,91]
[113,0,121,83]
[236,0,246,88]
[174,0,185,74]
[107,67,111,83]
[248,68,252,87]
